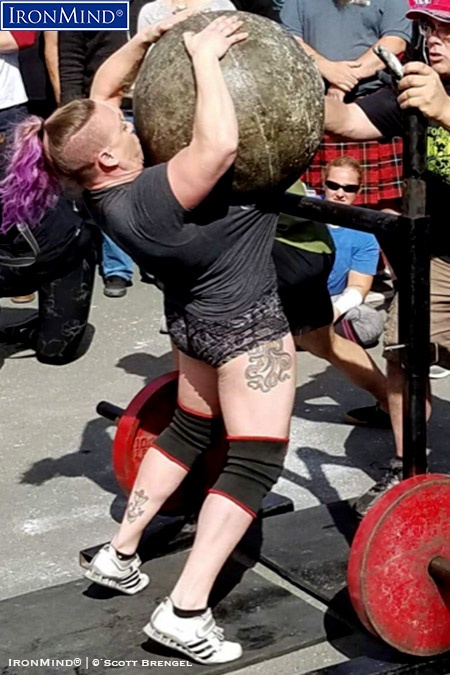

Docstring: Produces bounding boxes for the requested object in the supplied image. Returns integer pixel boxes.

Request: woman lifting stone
[3,15,296,663]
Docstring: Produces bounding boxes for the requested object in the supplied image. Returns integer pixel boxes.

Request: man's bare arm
[356,36,407,81]
[0,30,36,53]
[295,36,360,93]
[333,270,373,321]
[325,99,383,140]
[44,32,60,104]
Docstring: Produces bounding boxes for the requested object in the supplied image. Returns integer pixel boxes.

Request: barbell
[97,368,450,657]
[348,473,450,656]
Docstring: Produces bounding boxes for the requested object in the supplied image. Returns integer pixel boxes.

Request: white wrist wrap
[333,288,363,316]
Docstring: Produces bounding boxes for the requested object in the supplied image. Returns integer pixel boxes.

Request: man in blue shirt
[284,157,388,416]
[321,158,383,344]
[328,226,380,300]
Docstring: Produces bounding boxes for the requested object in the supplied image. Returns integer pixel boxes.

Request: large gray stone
[134,11,324,198]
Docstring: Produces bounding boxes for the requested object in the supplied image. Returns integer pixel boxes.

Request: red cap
[407,0,450,23]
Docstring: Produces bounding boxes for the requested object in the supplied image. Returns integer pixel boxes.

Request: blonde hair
[44,98,106,184]
[323,156,363,184]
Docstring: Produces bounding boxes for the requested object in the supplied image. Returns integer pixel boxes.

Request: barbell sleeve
[96,401,124,423]
[428,556,450,586]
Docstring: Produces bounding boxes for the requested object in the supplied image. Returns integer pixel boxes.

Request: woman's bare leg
[171,334,296,609]
[111,355,220,555]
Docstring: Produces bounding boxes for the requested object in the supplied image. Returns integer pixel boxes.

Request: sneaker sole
[103,289,127,298]
[429,371,450,379]
[142,622,241,665]
[84,568,150,595]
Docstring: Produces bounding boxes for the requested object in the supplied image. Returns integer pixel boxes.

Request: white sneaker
[429,365,450,379]
[143,597,242,664]
[84,544,150,595]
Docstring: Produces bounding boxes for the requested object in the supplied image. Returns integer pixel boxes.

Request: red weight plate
[113,372,179,503]
[113,371,228,515]
[348,473,450,656]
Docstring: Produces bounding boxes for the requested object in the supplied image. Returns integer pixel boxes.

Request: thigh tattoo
[244,339,292,393]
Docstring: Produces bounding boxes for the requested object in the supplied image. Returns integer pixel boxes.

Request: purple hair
[0,116,61,233]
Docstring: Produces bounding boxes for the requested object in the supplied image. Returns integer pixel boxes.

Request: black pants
[0,226,96,364]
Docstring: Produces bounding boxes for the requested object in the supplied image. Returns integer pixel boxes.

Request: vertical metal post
[399,108,430,478]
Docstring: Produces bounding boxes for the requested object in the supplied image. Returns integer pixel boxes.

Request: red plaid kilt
[301,134,403,206]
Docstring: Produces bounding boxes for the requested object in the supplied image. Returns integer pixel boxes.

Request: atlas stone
[133,11,324,197]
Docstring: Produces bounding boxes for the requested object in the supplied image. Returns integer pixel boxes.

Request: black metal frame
[280,107,430,479]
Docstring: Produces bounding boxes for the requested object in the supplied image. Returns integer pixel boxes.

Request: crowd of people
[1,0,450,665]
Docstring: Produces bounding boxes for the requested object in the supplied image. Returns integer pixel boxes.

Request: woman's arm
[90,13,190,107]
[167,15,247,210]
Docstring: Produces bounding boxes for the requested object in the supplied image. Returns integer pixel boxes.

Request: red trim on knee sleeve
[227,435,289,443]
[152,443,190,472]
[208,489,257,518]
[177,400,221,419]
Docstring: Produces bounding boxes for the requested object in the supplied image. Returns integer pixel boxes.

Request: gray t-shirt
[86,164,280,319]
[281,0,411,97]
[138,0,236,30]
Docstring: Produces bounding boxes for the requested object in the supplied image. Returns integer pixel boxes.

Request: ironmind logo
[1,1,129,30]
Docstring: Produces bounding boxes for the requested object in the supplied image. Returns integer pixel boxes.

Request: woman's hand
[141,9,194,46]
[183,15,248,60]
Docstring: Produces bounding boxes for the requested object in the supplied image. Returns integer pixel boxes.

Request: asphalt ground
[2,271,450,673]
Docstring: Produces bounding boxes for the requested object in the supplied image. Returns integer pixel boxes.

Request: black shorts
[165,290,290,368]
[272,241,334,336]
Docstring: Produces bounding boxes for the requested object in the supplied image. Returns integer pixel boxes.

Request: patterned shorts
[302,134,403,206]
[165,291,290,368]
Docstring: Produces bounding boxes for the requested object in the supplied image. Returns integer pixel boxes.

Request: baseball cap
[406,0,450,23]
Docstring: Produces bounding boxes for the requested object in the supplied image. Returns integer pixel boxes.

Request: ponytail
[0,116,61,233]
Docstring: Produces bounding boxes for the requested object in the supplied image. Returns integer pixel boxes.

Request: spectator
[324,0,450,517]
[1,29,37,304]
[0,29,37,178]
[138,0,236,31]
[58,28,138,298]
[325,158,384,349]
[19,32,57,119]
[274,160,388,419]
[0,30,97,358]
[0,196,97,365]
[281,0,411,211]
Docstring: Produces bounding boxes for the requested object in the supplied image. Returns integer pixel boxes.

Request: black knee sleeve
[153,407,221,471]
[211,438,288,517]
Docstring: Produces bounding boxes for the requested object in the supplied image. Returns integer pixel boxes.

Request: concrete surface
[2,271,450,673]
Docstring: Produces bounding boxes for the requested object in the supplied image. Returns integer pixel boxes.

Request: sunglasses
[418,18,450,41]
[325,179,360,194]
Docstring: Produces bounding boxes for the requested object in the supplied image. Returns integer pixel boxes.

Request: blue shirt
[327,226,379,296]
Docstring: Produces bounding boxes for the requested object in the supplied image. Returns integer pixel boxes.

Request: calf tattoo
[245,339,292,392]
[126,489,149,523]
